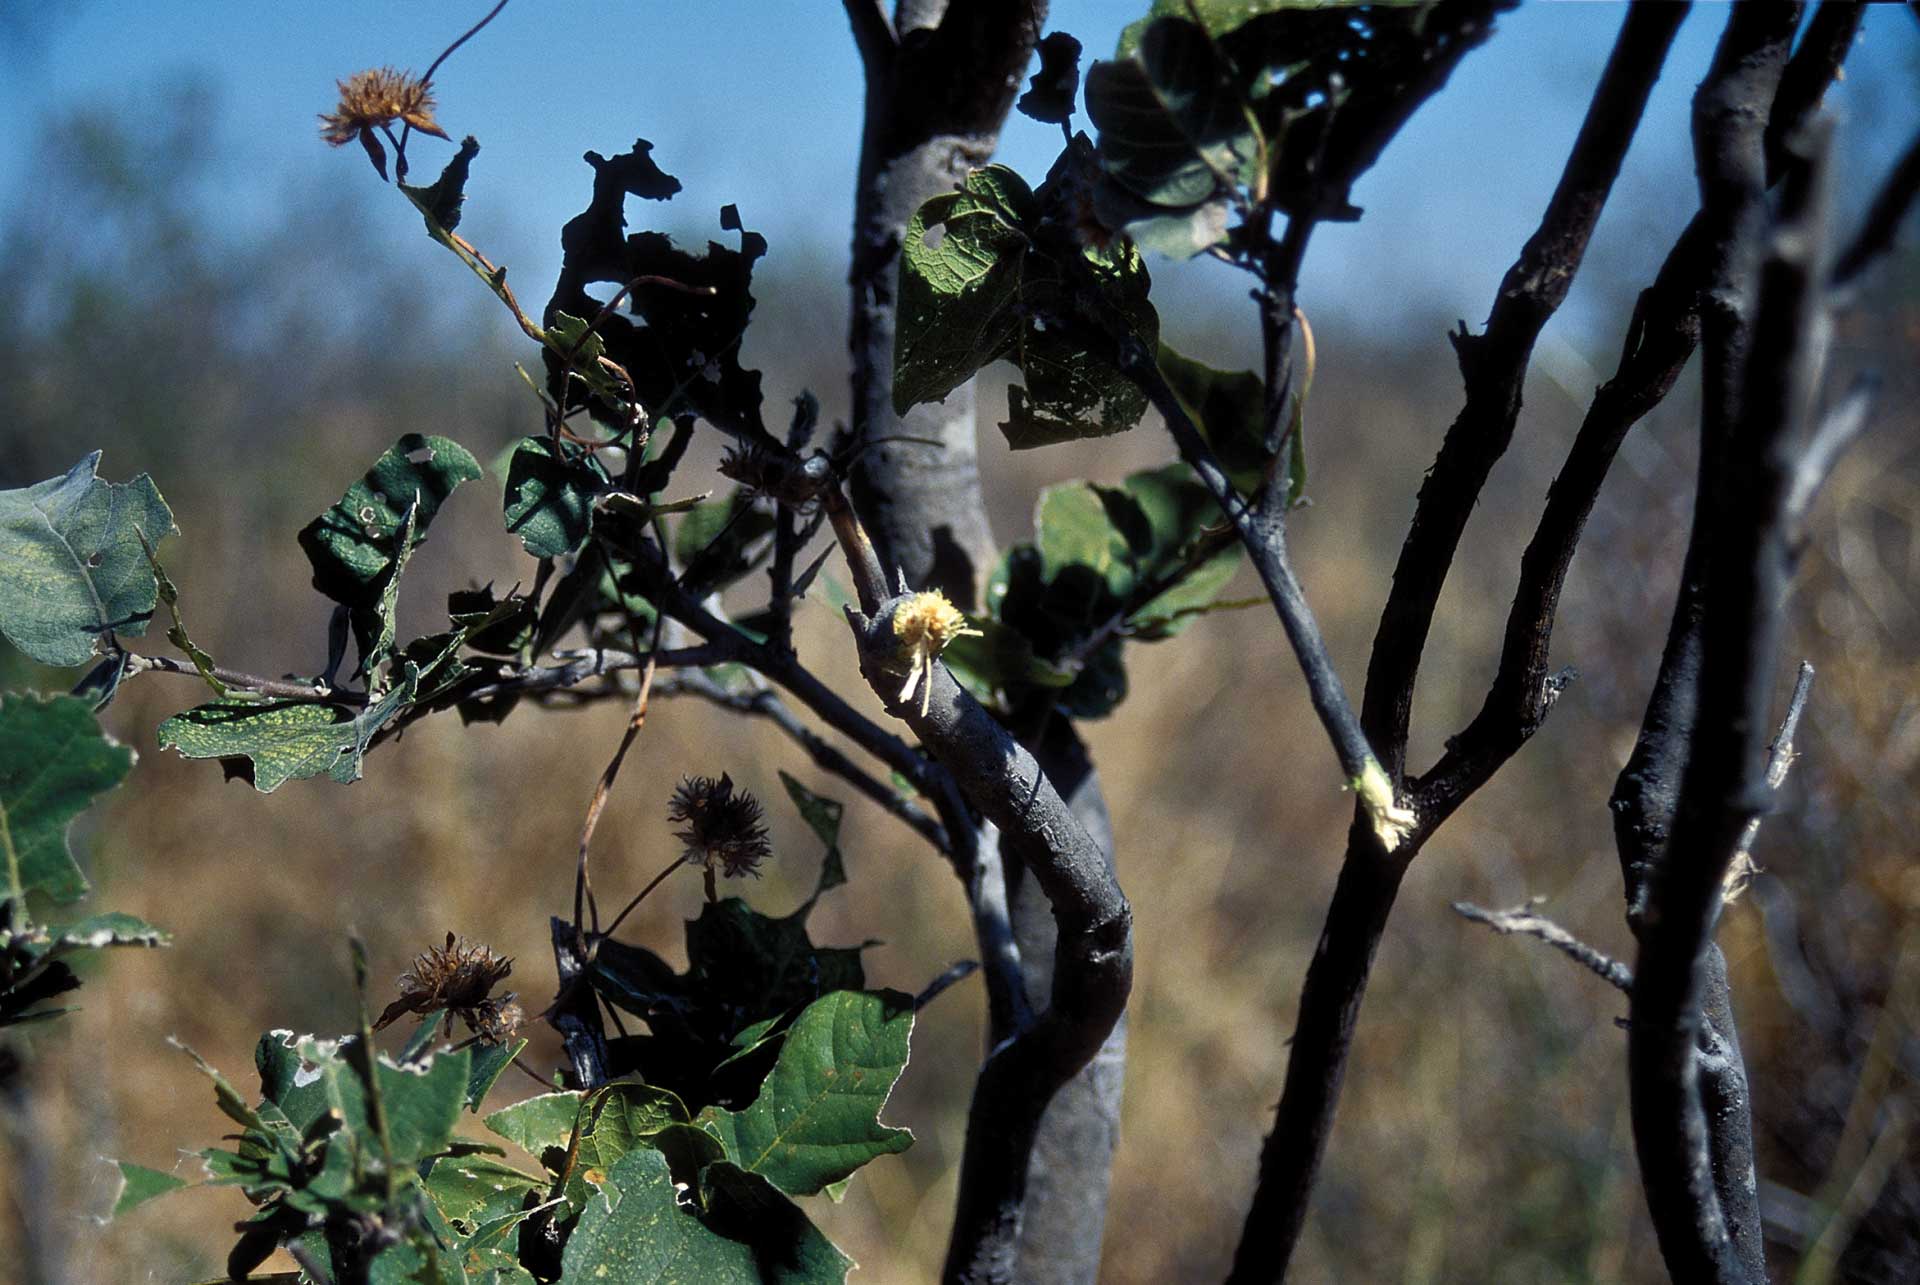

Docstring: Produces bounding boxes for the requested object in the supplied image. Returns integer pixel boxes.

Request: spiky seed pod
[668,773,772,880]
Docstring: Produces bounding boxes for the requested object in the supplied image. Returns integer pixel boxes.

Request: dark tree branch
[1765,2,1866,184]
[841,595,1130,1285]
[1831,121,1920,289]
[1361,0,1691,785]
[1624,8,1816,1273]
[1452,899,1635,993]
[1122,345,1409,850]
[843,0,896,72]
[1223,11,1688,1281]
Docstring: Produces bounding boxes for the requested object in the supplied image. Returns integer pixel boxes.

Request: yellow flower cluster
[893,590,983,716]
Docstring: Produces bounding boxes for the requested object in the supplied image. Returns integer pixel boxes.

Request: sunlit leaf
[0,453,174,666]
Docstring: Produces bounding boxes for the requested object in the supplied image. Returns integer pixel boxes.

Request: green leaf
[466,1037,526,1111]
[1085,19,1257,258]
[1154,342,1268,490]
[422,1152,544,1226]
[699,1162,855,1282]
[563,1148,848,1284]
[297,434,482,609]
[778,772,846,905]
[155,665,420,792]
[893,166,1034,414]
[698,989,913,1196]
[0,693,133,905]
[372,1046,472,1167]
[0,452,175,666]
[484,1090,588,1159]
[544,312,629,407]
[108,1160,191,1217]
[26,911,169,958]
[895,162,1158,448]
[502,436,611,559]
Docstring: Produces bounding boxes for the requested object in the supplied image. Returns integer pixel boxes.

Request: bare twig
[122,652,353,704]
[570,616,663,940]
[1452,899,1634,993]
[1726,660,1815,897]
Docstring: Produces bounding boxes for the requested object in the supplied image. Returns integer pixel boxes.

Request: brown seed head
[320,67,449,146]
[668,773,772,879]
[373,932,513,1031]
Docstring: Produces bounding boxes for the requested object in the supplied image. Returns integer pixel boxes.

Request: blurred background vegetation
[1,4,1916,1283]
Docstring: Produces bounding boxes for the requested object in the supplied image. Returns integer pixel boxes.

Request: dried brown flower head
[892,590,983,715]
[319,67,449,180]
[374,932,513,1033]
[668,773,771,880]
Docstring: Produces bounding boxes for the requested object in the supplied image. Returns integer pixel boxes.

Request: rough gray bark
[844,6,1128,1282]
[847,0,1035,611]
[1008,715,1126,1285]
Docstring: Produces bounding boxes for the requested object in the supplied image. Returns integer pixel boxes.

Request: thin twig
[571,616,664,941]
[1726,660,1815,898]
[1452,899,1634,993]
[123,652,355,704]
[598,853,687,942]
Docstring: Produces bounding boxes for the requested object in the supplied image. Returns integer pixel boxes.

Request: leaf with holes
[297,434,482,609]
[895,162,1157,446]
[0,453,175,667]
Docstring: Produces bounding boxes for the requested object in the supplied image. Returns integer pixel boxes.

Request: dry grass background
[2,93,1916,1285]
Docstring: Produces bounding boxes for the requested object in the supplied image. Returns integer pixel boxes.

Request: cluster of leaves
[1088,0,1512,258]
[0,453,174,1043]
[112,777,910,1282]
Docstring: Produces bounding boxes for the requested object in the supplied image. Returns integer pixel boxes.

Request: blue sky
[1,3,1914,369]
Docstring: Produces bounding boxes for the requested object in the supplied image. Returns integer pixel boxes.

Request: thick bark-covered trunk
[845,5,1126,1281]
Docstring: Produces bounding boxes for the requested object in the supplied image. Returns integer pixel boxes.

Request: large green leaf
[894,163,1157,446]
[698,989,913,1197]
[297,433,482,609]
[0,693,133,905]
[155,665,420,792]
[502,436,610,559]
[0,453,174,666]
[563,1148,849,1284]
